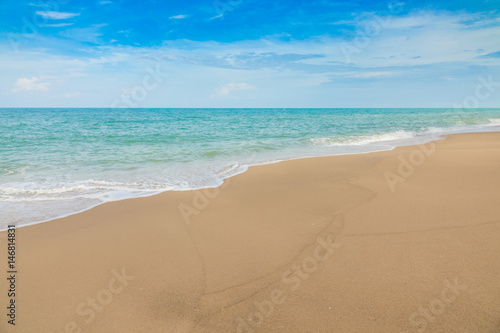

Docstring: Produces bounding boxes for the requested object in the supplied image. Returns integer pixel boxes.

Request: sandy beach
[1,131,500,332]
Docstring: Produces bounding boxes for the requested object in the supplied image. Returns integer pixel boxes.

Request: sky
[0,0,499,108]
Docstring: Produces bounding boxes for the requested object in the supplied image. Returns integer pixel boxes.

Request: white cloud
[332,11,500,67]
[210,13,223,20]
[60,25,105,43]
[169,14,187,20]
[213,82,256,97]
[43,23,74,27]
[36,11,80,20]
[12,77,50,92]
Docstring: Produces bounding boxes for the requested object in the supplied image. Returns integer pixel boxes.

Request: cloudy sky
[1,0,499,107]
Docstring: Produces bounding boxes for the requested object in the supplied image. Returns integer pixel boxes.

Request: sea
[1,108,500,229]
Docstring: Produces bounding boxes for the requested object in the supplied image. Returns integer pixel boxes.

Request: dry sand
[1,132,500,332]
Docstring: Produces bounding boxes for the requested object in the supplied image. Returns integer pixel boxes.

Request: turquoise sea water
[1,108,500,229]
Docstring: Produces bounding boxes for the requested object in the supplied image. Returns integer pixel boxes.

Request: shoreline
[4,124,499,231]
[1,131,500,332]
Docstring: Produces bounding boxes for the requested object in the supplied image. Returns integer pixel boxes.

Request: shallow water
[1,108,500,228]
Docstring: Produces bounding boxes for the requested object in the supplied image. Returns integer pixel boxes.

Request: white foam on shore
[309,130,417,146]
[0,180,169,202]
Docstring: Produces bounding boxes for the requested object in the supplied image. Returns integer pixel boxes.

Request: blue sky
[1,0,499,107]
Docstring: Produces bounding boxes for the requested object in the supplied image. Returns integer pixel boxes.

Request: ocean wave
[216,163,244,177]
[0,179,169,202]
[309,130,417,147]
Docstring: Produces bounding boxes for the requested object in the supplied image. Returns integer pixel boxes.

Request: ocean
[1,108,500,229]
